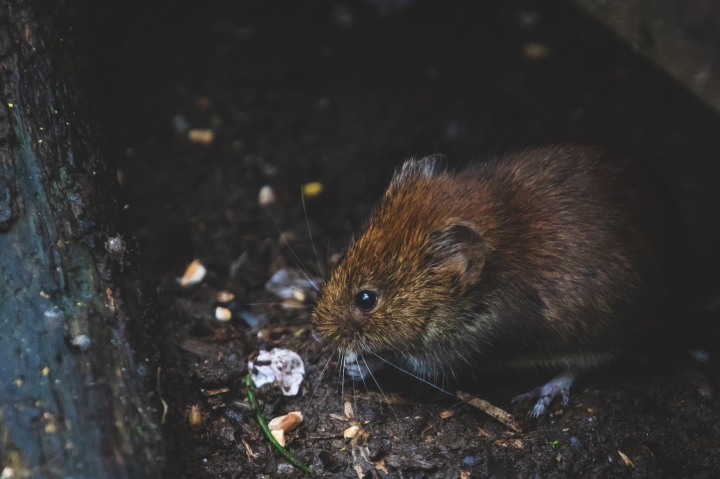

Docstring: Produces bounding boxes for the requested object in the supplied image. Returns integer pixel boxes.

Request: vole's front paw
[511,370,575,417]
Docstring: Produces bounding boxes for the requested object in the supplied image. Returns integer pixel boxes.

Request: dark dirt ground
[97,0,720,477]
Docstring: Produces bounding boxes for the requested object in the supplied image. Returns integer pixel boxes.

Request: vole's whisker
[263,206,320,292]
[243,302,298,306]
[304,350,333,413]
[301,186,325,279]
[371,352,454,397]
[325,238,332,281]
[341,352,346,410]
[362,355,399,420]
[351,371,357,416]
[233,264,273,278]
[357,358,370,394]
[307,344,330,365]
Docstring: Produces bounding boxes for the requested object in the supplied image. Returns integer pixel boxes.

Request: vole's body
[313,145,670,414]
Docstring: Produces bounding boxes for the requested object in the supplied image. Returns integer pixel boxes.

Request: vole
[312,145,671,416]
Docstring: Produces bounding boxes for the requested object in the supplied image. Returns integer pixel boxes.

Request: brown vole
[312,145,671,415]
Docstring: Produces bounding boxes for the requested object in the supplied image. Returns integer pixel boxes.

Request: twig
[456,391,523,433]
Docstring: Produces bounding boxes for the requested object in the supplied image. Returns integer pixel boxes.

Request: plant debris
[249,348,306,396]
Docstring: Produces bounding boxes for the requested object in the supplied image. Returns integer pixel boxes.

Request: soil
[100,0,720,477]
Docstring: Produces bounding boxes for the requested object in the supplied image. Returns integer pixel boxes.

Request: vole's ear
[387,155,446,196]
[426,221,486,285]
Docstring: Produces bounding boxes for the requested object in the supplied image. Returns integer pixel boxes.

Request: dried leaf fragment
[618,450,634,468]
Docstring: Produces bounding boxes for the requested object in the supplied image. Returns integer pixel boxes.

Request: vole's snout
[312,312,366,351]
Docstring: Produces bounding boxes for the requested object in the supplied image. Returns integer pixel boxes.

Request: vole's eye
[355,290,378,311]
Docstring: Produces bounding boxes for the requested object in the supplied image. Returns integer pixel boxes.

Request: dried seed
[439,410,454,419]
[523,43,549,59]
[180,260,206,286]
[258,185,277,207]
[188,405,203,427]
[216,291,235,303]
[343,425,360,439]
[268,411,303,432]
[302,182,323,197]
[271,429,285,447]
[187,129,214,145]
[215,306,232,321]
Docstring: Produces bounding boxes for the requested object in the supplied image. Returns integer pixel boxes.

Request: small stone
[71,334,91,351]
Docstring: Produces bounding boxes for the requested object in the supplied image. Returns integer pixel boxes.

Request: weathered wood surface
[0,1,163,477]
[573,0,720,113]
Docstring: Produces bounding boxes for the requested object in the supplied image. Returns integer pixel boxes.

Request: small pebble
[71,334,91,351]
[691,349,710,363]
[277,463,294,473]
[172,115,190,134]
[462,455,482,466]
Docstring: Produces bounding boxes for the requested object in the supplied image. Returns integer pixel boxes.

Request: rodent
[312,144,671,415]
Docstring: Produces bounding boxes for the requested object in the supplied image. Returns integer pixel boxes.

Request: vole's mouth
[341,351,385,381]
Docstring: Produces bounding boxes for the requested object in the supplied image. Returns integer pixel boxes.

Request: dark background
[88,0,720,476]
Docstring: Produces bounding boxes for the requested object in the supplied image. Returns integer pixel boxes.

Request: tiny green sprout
[340,446,347,452]
[551,440,559,447]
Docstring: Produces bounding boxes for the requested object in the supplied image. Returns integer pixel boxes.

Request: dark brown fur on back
[312,145,670,377]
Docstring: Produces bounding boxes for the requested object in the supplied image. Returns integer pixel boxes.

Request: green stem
[245,374,313,474]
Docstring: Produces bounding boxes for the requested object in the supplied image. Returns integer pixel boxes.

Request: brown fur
[312,145,671,378]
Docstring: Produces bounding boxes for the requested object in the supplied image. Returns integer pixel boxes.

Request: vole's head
[312,158,488,364]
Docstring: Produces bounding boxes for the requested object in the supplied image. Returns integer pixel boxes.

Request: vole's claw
[510,389,538,404]
[511,370,576,417]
